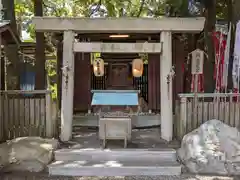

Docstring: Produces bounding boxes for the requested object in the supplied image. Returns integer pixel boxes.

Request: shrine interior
[56,32,186,127]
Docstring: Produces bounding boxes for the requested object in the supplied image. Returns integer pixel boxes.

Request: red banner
[213,31,227,91]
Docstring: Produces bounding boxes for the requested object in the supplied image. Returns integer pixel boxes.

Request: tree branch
[42,1,59,16]
[136,0,145,17]
[147,7,165,17]
[89,0,102,17]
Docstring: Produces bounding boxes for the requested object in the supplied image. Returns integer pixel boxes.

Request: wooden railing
[0,90,58,142]
[175,93,240,140]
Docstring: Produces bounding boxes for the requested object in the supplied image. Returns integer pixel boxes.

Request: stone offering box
[91,90,139,148]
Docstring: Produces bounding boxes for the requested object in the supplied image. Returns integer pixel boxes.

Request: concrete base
[73,114,161,128]
[48,160,181,176]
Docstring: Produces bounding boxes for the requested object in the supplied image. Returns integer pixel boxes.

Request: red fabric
[191,74,204,92]
[182,63,185,73]
[233,88,239,102]
[212,31,227,91]
[189,31,227,93]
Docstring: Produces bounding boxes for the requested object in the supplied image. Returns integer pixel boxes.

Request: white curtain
[232,21,240,91]
[222,23,231,89]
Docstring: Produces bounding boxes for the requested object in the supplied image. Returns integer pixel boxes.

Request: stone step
[54,148,177,162]
[48,160,181,176]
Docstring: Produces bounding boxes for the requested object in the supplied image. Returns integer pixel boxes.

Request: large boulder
[0,137,59,172]
[177,119,240,175]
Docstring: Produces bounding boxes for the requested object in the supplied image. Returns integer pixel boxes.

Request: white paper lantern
[93,58,104,77]
[132,58,143,77]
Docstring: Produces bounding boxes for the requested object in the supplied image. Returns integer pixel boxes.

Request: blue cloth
[188,0,199,15]
[20,71,35,95]
[91,90,139,106]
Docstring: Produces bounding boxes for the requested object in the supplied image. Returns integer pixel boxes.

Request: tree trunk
[227,0,234,90]
[34,0,46,90]
[233,0,240,23]
[2,0,17,33]
[2,0,20,90]
[203,0,216,92]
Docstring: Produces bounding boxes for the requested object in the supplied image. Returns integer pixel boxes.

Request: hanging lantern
[132,58,143,77]
[93,58,104,77]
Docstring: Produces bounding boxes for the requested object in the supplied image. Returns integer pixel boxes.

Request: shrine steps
[48,160,181,176]
[54,148,178,162]
[48,148,182,176]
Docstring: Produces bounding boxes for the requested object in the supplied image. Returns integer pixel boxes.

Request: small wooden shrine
[33,17,205,142]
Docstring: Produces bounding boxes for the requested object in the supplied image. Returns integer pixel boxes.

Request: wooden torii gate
[32,17,205,142]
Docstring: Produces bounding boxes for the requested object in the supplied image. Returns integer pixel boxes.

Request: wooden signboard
[191,49,204,74]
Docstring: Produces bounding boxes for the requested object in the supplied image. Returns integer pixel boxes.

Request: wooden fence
[0,90,58,142]
[175,93,240,140]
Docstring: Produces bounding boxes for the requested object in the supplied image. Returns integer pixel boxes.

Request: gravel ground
[70,128,180,149]
[1,173,239,180]
[1,128,234,179]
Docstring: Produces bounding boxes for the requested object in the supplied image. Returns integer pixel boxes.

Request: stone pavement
[70,127,180,149]
[1,173,239,180]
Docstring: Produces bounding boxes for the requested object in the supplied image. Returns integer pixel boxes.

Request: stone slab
[48,160,181,176]
[55,148,177,162]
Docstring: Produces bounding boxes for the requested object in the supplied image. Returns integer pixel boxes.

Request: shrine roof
[0,21,20,45]
[33,17,205,33]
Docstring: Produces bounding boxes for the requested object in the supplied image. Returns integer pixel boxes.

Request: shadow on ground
[62,127,180,149]
[1,172,239,180]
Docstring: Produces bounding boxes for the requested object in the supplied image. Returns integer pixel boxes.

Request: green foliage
[13,0,232,39]
[13,0,231,96]
[14,0,230,39]
[46,56,57,99]
[216,0,228,19]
